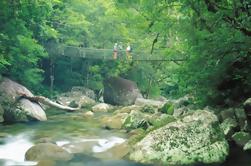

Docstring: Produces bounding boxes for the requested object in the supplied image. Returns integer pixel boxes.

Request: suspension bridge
[46,43,186,62]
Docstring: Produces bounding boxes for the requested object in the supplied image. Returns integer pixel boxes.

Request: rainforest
[0,0,251,166]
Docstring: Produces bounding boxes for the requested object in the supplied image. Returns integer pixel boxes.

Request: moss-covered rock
[122,110,151,130]
[243,139,251,151]
[129,110,229,165]
[220,118,238,137]
[150,114,176,129]
[232,131,251,147]
[159,102,174,115]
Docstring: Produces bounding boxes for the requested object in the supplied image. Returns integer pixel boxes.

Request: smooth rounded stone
[243,140,251,151]
[4,98,47,122]
[25,143,73,161]
[92,103,113,113]
[232,131,251,147]
[129,110,229,165]
[19,99,47,121]
[83,111,94,118]
[220,118,238,137]
[101,113,128,129]
[103,77,142,106]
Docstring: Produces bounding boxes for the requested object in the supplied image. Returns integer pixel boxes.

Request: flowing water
[0,109,150,166]
[0,109,251,166]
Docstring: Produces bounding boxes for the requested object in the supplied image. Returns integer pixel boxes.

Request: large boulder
[25,143,73,161]
[129,110,229,165]
[103,77,142,106]
[0,78,47,122]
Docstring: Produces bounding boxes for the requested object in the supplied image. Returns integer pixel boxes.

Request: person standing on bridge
[126,43,132,60]
[113,43,118,60]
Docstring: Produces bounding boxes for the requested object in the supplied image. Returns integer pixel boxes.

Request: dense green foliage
[0,0,250,106]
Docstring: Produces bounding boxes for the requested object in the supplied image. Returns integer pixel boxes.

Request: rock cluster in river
[0,78,47,123]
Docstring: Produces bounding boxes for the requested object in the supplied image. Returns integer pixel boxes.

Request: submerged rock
[129,110,229,165]
[25,143,73,161]
[0,78,47,122]
[103,77,142,106]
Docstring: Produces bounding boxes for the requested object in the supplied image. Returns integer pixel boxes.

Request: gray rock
[220,118,238,137]
[103,77,142,106]
[92,103,113,113]
[0,78,47,123]
[25,143,73,161]
[57,93,95,109]
[234,108,247,130]
[71,86,96,100]
[135,98,165,109]
[220,108,236,121]
[129,110,229,165]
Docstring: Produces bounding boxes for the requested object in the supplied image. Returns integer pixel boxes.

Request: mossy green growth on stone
[160,102,174,115]
[232,131,251,147]
[129,110,229,165]
[151,114,176,129]
[243,139,251,151]
[68,100,79,108]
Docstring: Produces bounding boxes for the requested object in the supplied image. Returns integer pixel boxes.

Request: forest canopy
[0,0,250,107]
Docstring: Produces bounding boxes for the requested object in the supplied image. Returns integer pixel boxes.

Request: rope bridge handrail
[46,44,187,61]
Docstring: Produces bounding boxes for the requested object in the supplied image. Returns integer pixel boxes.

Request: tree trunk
[18,93,80,112]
